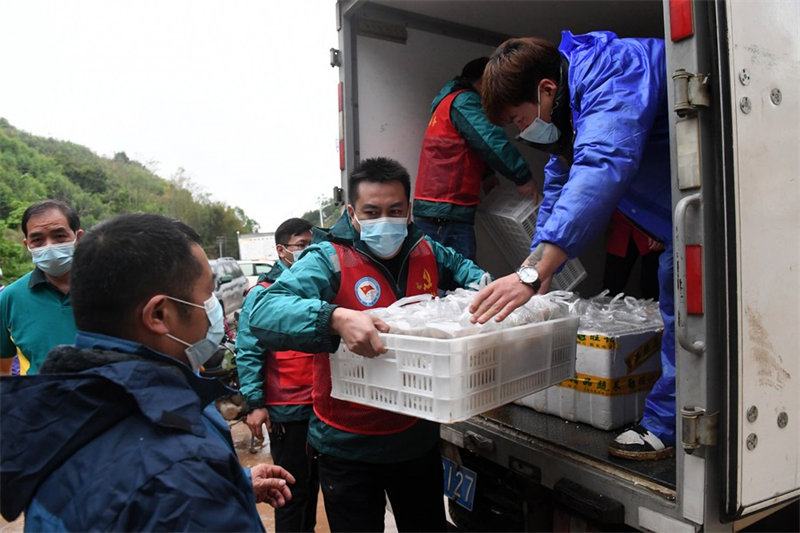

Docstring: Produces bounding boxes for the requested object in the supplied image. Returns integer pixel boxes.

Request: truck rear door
[667,0,799,523]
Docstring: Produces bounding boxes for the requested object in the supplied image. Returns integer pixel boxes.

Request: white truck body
[335,0,799,530]
[237,232,278,262]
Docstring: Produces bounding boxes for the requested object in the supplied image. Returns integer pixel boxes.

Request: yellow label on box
[576,331,663,373]
[576,333,617,350]
[557,370,661,396]
[625,332,663,373]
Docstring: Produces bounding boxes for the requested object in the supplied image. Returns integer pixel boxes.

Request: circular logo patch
[354,276,381,307]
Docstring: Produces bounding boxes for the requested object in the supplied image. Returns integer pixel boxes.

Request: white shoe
[608,423,674,461]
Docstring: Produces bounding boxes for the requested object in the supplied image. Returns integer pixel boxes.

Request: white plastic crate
[330,316,579,423]
[477,188,587,291]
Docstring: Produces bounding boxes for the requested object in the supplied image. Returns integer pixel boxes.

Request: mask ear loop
[537,84,542,121]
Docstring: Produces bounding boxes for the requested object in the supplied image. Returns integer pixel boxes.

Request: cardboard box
[515,326,663,430]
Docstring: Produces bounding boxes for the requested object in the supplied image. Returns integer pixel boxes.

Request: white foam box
[515,326,663,430]
[476,187,587,290]
[329,316,579,423]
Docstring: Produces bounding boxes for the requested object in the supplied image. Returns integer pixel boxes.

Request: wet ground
[229,419,331,533]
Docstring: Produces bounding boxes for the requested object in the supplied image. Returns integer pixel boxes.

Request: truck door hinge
[673,69,711,117]
[681,406,719,453]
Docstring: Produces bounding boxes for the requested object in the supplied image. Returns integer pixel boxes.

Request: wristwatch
[516,265,542,292]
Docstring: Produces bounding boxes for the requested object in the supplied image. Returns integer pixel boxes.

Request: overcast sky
[0,0,341,233]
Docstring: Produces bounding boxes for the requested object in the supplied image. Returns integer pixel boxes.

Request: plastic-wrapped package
[366,288,571,338]
[571,290,663,333]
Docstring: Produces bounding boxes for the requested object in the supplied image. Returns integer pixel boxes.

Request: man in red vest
[236,217,320,533]
[248,157,488,532]
[414,57,537,260]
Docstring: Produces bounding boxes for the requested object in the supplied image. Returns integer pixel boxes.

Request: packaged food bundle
[365,288,572,339]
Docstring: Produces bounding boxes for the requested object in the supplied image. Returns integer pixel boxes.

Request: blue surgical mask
[291,248,305,264]
[354,213,408,259]
[518,86,561,144]
[28,240,76,276]
[165,295,225,372]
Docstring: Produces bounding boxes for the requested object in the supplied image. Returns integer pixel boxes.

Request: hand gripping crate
[477,188,587,291]
[329,316,579,423]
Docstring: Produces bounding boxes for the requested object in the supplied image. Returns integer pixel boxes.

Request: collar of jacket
[263,260,286,284]
[40,335,233,435]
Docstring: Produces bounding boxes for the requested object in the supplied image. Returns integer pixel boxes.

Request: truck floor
[477,404,676,490]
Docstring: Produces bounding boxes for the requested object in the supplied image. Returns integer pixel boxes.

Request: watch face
[518,266,539,284]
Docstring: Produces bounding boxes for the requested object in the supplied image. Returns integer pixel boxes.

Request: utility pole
[318,195,325,226]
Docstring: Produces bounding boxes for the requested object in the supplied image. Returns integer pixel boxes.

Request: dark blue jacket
[0,332,265,532]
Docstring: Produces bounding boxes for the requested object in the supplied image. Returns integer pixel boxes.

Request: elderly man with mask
[0,199,83,375]
[248,157,488,532]
[0,213,294,531]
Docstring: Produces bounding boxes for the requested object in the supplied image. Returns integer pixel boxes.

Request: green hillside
[0,118,258,283]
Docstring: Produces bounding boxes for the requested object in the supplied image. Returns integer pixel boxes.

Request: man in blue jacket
[0,213,294,531]
[414,57,536,260]
[249,157,488,532]
[469,32,675,461]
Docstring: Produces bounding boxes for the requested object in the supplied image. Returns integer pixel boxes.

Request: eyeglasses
[281,242,309,249]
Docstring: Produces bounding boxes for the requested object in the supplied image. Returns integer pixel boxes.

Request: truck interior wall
[355,29,495,175]
[352,0,666,298]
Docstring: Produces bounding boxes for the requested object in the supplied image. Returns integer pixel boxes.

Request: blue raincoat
[533,31,675,444]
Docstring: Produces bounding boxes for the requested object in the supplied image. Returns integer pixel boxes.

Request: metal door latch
[681,406,719,453]
[673,69,711,117]
[465,430,495,453]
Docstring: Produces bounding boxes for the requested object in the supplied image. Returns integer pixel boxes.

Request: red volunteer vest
[254,281,315,406]
[314,240,439,435]
[415,89,488,206]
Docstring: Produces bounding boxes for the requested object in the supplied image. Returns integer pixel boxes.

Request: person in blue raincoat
[468,32,675,461]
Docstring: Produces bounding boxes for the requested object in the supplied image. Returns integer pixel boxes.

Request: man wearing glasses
[236,217,321,533]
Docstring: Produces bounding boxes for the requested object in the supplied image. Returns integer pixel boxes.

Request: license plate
[442,456,477,511]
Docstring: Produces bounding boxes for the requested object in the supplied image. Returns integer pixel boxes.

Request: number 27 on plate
[441,456,477,511]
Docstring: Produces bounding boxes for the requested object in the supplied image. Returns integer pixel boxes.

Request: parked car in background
[208,257,248,319]
[237,260,274,288]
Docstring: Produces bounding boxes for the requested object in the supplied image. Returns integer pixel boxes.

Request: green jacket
[248,214,487,462]
[235,261,313,422]
[414,77,532,223]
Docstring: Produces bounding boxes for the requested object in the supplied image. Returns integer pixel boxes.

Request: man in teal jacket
[1,199,83,376]
[414,57,536,260]
[237,217,320,533]
[249,157,487,532]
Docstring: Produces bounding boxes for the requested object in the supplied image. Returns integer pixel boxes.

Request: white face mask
[282,245,307,267]
[291,248,305,264]
[518,85,561,145]
[28,240,76,276]
[165,295,225,372]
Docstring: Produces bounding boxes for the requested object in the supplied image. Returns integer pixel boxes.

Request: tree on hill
[0,119,259,283]
[302,194,344,228]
